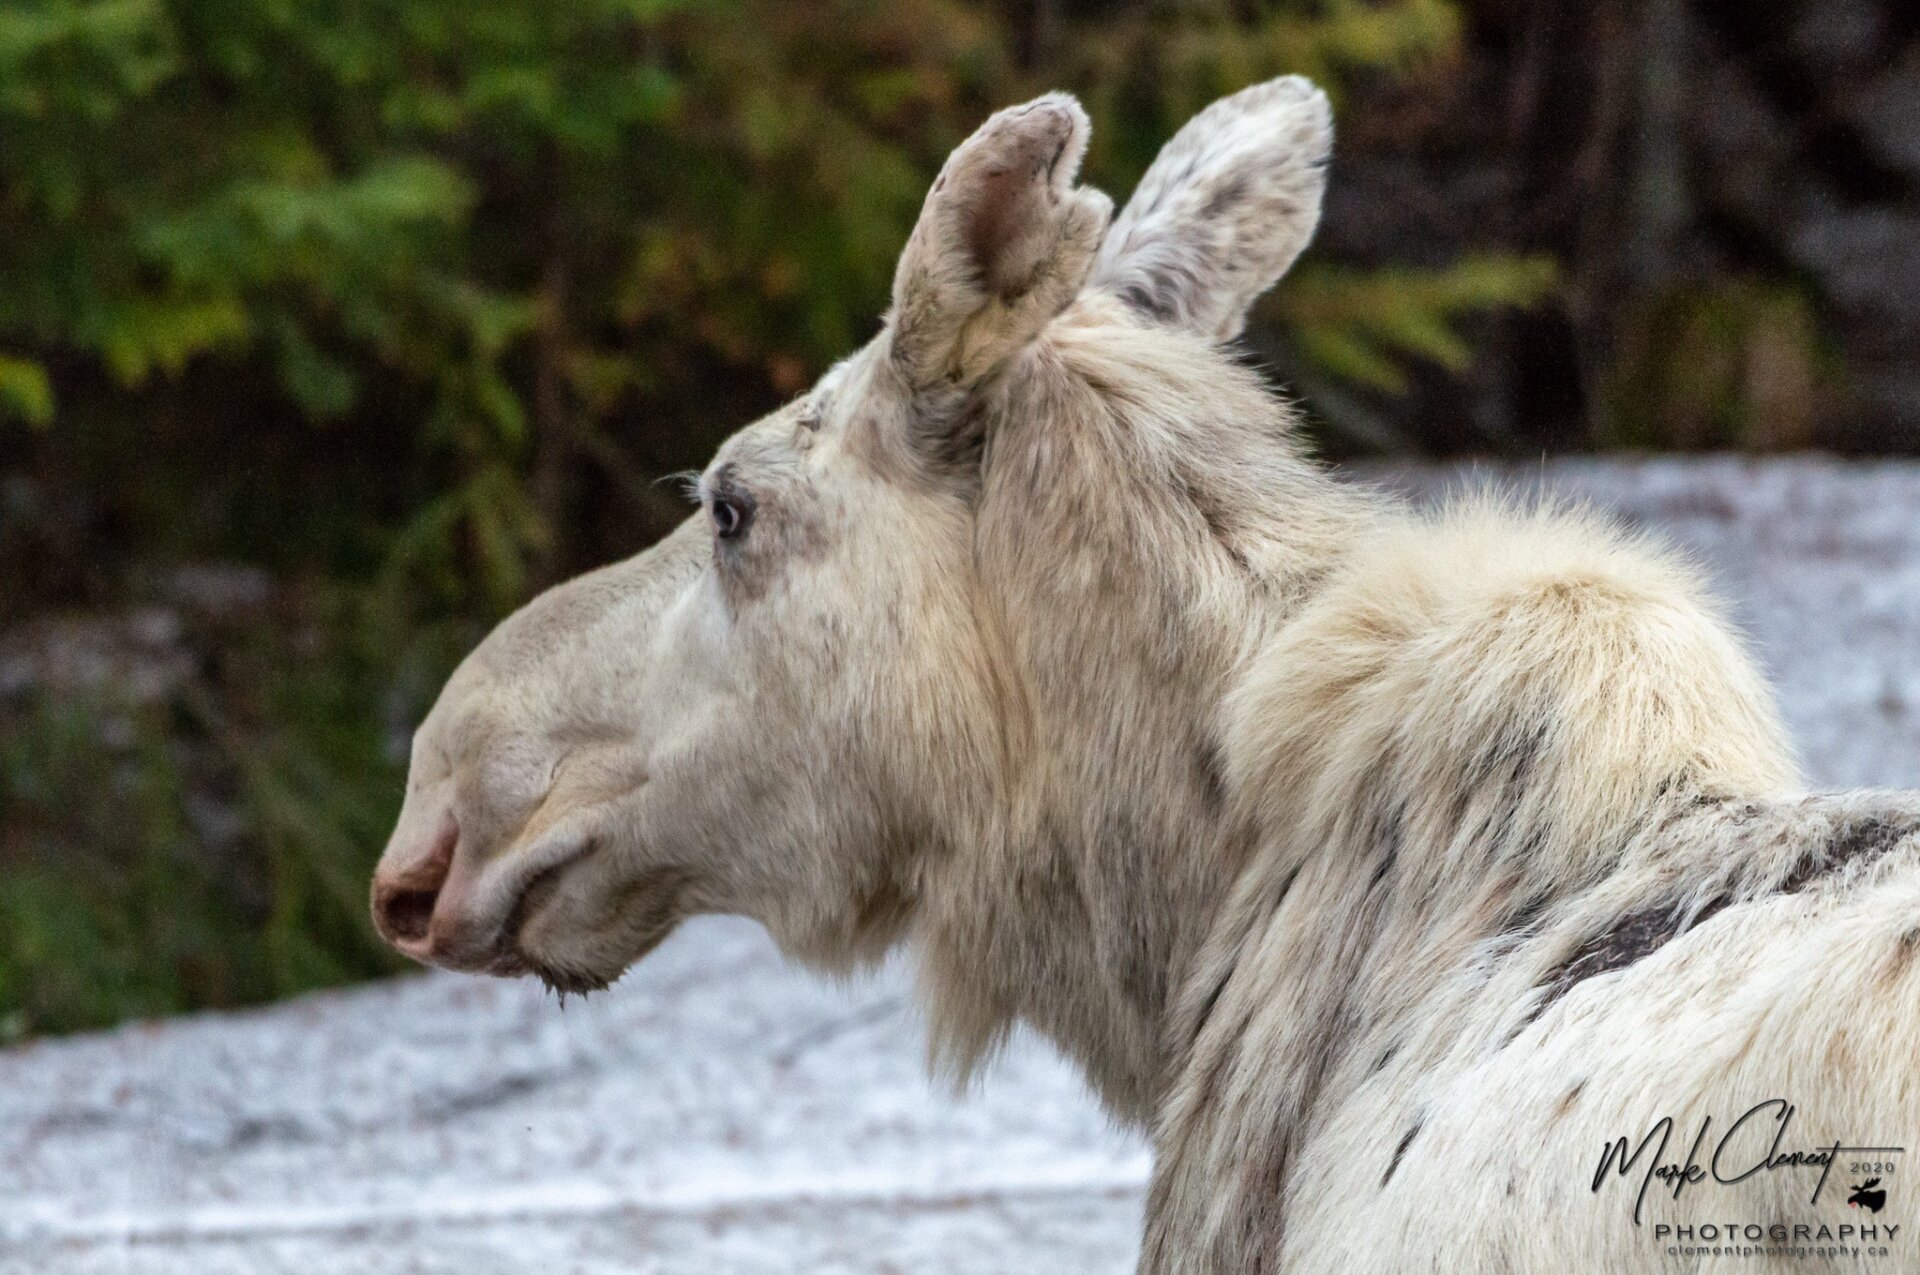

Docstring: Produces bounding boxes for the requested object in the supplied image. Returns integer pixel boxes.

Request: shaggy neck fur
[913,306,1376,1122]
[908,303,1804,1182]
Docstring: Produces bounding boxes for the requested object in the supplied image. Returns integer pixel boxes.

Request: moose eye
[710,495,749,540]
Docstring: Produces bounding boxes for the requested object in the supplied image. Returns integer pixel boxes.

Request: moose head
[370,78,1352,1115]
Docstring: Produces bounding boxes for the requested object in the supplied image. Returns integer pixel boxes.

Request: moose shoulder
[371,79,1920,1274]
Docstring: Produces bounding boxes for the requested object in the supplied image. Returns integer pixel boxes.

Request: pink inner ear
[888,94,1101,391]
[965,161,1037,296]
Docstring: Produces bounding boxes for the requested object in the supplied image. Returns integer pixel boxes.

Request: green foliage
[0,0,1014,596]
[1069,0,1461,122]
[0,0,1541,473]
[1603,281,1834,452]
[0,0,1557,1038]
[0,354,54,426]
[0,598,481,1040]
[1277,256,1561,396]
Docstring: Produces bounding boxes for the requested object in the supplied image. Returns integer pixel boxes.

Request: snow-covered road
[8,457,1920,1274]
[0,914,1147,1274]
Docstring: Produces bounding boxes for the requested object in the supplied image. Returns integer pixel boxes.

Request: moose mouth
[518,920,678,998]
[498,851,573,956]
[490,840,593,979]
[505,857,693,997]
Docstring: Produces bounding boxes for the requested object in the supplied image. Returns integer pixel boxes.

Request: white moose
[374,78,1920,1273]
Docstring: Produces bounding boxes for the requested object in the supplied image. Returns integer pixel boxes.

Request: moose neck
[913,324,1379,1125]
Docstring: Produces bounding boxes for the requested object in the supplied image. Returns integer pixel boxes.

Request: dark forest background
[3,0,1917,1039]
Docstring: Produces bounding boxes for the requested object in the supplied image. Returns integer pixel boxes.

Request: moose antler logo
[1848,1178,1888,1214]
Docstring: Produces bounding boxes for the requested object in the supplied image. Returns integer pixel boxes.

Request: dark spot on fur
[1194,738,1228,816]
[1519,815,1915,1041]
[1201,174,1250,220]
[1654,782,1723,830]
[1274,864,1302,914]
[1521,894,1732,1037]
[1470,724,1545,794]
[1372,1043,1399,1074]
[1040,124,1072,184]
[1382,1118,1423,1187]
[1506,890,1551,933]
[908,394,990,475]
[1192,967,1232,1048]
[1368,806,1402,890]
[1554,1080,1586,1120]
[1116,259,1207,327]
[1118,280,1177,322]
[1883,927,1920,985]
[1780,817,1912,893]
[1454,725,1548,839]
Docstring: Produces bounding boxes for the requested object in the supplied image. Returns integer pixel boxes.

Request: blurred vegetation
[9,0,1902,1038]
[1602,281,1834,452]
[2,0,1558,1039]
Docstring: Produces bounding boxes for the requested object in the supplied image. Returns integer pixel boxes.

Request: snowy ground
[8,456,1920,1275]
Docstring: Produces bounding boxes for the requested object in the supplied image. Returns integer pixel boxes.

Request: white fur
[375,79,1920,1273]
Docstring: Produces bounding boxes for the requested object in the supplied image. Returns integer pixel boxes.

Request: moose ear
[1091,76,1332,340]
[888,94,1113,394]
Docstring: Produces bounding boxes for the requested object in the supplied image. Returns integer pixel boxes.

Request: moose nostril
[378,883,440,944]
[373,812,458,950]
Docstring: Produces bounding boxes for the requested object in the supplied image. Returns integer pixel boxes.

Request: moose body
[371,79,1920,1272]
